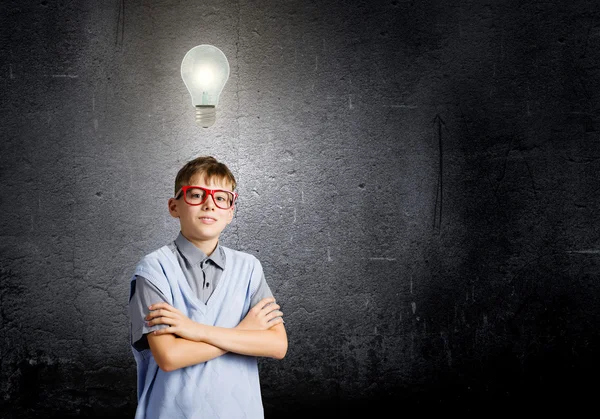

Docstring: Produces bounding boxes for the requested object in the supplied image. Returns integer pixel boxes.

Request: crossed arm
[145,297,288,372]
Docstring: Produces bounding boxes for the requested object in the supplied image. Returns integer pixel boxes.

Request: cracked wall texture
[1,0,599,417]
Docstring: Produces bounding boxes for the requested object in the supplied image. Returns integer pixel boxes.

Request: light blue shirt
[129,245,268,419]
[129,232,273,351]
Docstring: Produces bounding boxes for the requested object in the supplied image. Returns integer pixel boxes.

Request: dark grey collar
[174,232,225,269]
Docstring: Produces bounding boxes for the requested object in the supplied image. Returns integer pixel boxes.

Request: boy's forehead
[188,173,233,190]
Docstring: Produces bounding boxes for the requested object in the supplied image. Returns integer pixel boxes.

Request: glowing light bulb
[180,45,230,128]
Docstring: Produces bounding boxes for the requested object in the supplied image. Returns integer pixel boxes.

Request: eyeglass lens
[185,188,234,208]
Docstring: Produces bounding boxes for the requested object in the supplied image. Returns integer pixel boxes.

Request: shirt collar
[174,232,225,270]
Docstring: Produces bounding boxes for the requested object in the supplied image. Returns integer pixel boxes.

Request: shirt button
[206,282,210,287]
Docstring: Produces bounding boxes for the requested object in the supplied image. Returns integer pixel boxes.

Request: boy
[128,156,287,419]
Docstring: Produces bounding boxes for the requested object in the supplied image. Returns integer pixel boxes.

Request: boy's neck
[181,232,218,256]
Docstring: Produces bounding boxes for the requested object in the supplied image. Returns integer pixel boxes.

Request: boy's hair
[174,156,237,196]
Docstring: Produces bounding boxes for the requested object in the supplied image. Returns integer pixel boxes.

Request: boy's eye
[186,189,206,201]
[214,192,230,202]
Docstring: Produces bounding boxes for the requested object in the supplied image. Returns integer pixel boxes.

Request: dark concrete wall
[1,0,599,417]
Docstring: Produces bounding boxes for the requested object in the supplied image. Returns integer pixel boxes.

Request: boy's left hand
[146,303,203,341]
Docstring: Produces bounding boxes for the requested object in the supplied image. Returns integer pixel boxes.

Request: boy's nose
[202,194,216,209]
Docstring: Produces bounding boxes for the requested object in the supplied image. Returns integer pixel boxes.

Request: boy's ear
[168,198,179,218]
[226,206,235,224]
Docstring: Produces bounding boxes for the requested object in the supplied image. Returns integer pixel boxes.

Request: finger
[146,309,176,320]
[147,316,176,326]
[260,306,280,320]
[267,316,284,326]
[262,303,280,313]
[153,327,176,336]
[257,297,276,308]
[154,304,183,315]
[148,302,177,311]
[266,310,283,321]
[149,302,171,310]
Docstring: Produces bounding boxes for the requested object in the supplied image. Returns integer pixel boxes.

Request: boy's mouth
[199,216,217,224]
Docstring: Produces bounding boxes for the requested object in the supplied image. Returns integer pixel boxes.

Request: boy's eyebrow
[178,185,236,196]
[185,185,234,191]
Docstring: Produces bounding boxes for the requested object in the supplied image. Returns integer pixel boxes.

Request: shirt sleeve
[249,264,283,322]
[128,274,170,351]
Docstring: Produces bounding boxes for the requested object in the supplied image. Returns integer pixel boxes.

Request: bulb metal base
[195,105,216,128]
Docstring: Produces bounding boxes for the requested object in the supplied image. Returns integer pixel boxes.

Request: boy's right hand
[236,297,284,331]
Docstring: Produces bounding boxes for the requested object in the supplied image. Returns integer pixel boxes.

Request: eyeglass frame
[174,185,238,209]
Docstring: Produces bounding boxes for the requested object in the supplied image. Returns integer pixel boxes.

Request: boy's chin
[183,228,223,241]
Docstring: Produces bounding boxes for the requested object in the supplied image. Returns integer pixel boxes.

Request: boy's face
[168,173,235,251]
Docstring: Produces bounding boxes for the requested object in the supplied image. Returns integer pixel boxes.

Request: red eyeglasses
[175,186,238,209]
